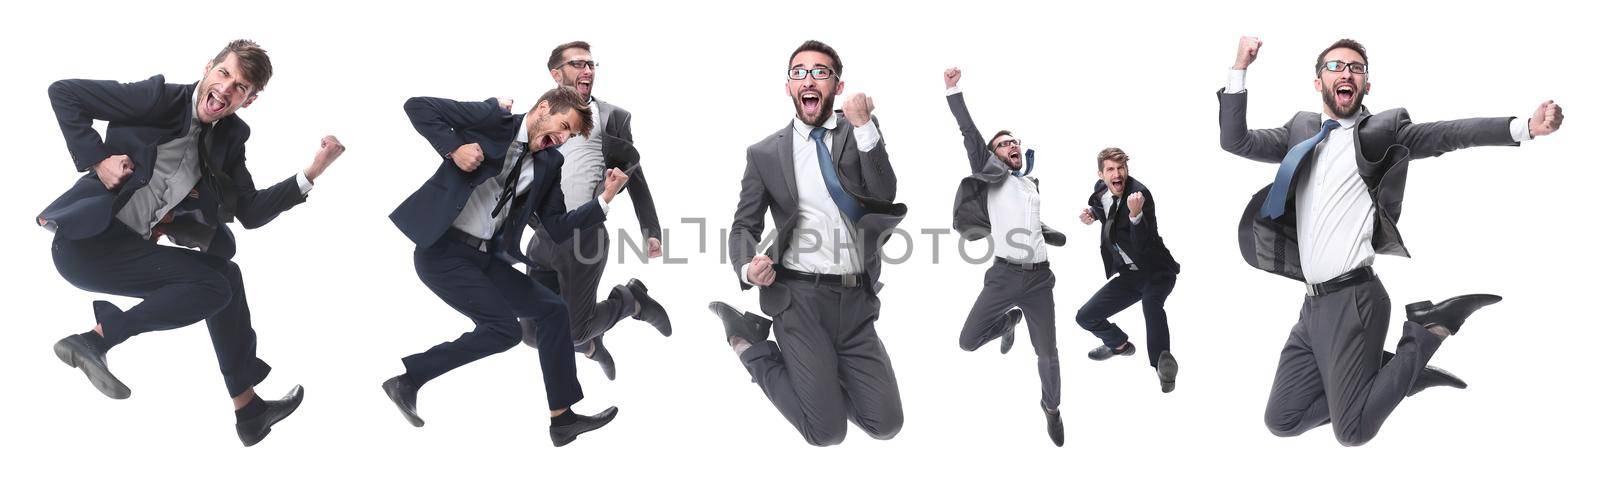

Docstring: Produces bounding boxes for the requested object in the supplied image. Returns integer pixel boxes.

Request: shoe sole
[54,340,130,399]
[1158,353,1178,393]
[630,281,672,337]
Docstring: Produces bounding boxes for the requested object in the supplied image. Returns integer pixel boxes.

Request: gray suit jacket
[728,112,905,316]
[1218,89,1519,281]
[945,92,1065,246]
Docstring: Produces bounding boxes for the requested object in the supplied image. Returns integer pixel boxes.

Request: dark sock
[551,409,581,425]
[78,330,109,353]
[235,396,267,422]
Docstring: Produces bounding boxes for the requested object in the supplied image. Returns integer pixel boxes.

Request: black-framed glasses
[1319,60,1368,74]
[995,139,1021,149]
[563,60,599,70]
[788,67,835,80]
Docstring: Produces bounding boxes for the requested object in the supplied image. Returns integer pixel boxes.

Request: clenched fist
[842,92,875,127]
[1235,36,1263,70]
[1127,192,1146,218]
[304,135,345,182]
[944,67,962,89]
[1529,100,1564,138]
[93,154,134,190]
[496,97,515,112]
[1080,207,1095,225]
[451,143,485,172]
[746,254,776,287]
[600,167,630,203]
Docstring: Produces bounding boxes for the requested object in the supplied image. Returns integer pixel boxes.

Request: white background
[2,0,1593,481]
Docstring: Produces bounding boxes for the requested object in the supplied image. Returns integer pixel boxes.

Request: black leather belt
[776,267,862,288]
[1307,266,1376,297]
[995,258,1050,270]
[444,228,490,252]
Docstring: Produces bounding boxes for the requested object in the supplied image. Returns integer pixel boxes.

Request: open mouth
[203,90,227,116]
[576,78,592,92]
[537,134,555,150]
[1335,83,1355,104]
[800,90,822,116]
[1111,178,1125,191]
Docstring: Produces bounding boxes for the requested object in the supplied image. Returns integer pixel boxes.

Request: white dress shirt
[557,97,609,211]
[1224,70,1532,284]
[451,116,609,240]
[989,174,1048,263]
[740,113,881,284]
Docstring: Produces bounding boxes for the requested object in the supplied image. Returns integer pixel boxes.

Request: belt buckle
[840,273,859,288]
[1306,283,1323,297]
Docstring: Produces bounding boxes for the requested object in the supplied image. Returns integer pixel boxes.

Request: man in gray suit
[709,40,905,447]
[1221,37,1563,446]
[519,41,670,381]
[943,67,1067,446]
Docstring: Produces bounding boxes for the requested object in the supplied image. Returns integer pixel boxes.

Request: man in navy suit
[41,40,345,447]
[382,86,626,447]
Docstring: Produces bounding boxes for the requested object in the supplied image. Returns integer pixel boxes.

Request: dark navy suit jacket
[38,75,306,260]
[390,97,604,266]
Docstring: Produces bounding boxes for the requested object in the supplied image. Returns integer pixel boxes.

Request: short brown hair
[1316,39,1368,75]
[988,130,1014,151]
[547,41,592,70]
[790,40,842,76]
[1097,147,1129,170]
[210,39,272,93]
[536,86,594,137]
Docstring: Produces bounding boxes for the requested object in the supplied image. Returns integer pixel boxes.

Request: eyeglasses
[994,139,1021,149]
[788,67,836,80]
[563,60,599,71]
[1318,60,1368,74]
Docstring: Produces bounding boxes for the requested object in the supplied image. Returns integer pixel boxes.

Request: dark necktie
[810,127,865,223]
[490,142,531,218]
[1104,195,1120,244]
[1260,119,1341,220]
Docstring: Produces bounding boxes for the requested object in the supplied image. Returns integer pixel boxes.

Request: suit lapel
[829,115,849,171]
[775,124,799,208]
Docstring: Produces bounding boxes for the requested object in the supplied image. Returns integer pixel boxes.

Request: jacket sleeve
[403,96,506,160]
[1218,89,1293,164]
[1124,189,1160,256]
[48,76,170,172]
[1392,109,1519,161]
[226,125,308,229]
[728,147,770,290]
[610,114,663,240]
[947,92,994,174]
[536,165,606,245]
[855,116,897,201]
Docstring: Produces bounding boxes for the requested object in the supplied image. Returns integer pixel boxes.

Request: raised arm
[1394,100,1561,160]
[228,132,345,229]
[402,96,508,159]
[943,68,993,174]
[1218,36,1293,163]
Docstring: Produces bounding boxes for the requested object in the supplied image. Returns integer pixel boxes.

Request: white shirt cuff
[738,262,753,285]
[1224,69,1247,94]
[1510,117,1534,142]
[1129,212,1144,225]
[595,196,611,215]
[296,171,314,195]
[853,119,881,152]
[945,86,962,96]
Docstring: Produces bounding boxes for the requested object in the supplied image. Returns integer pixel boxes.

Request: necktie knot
[810,126,828,142]
[1321,119,1341,132]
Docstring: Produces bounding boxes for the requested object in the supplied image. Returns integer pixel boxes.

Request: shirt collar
[516,115,531,144]
[792,112,839,138]
[1321,112,1358,130]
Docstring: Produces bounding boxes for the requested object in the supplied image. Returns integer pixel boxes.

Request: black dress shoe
[550,406,619,447]
[1088,342,1136,361]
[1405,294,1502,335]
[710,301,772,345]
[236,385,304,447]
[627,279,672,337]
[1157,350,1179,393]
[999,308,1023,355]
[585,337,616,381]
[1380,351,1468,397]
[1044,408,1064,447]
[53,334,130,399]
[382,375,424,427]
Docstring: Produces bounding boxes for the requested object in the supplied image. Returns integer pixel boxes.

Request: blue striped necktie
[1260,119,1341,220]
[811,127,865,222]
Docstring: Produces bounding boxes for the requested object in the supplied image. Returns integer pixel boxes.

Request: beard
[1321,85,1366,119]
[791,92,837,127]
